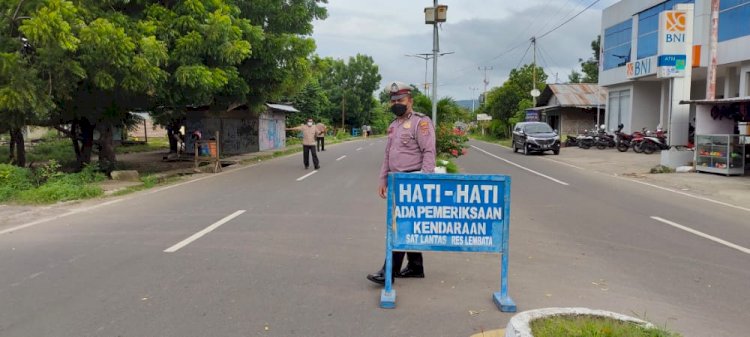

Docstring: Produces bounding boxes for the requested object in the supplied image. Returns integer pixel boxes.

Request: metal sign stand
[380,173,516,312]
[194,131,221,173]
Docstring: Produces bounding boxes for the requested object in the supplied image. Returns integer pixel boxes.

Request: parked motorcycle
[564,134,579,147]
[577,129,595,149]
[641,128,670,154]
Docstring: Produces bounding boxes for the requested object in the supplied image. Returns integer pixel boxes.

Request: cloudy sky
[312,0,620,101]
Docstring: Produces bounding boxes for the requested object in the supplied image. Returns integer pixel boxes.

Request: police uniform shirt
[379,112,436,185]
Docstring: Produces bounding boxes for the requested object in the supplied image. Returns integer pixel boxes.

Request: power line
[515,42,533,69]
[537,0,602,40]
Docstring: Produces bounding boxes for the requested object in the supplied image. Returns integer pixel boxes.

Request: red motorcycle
[630,128,647,153]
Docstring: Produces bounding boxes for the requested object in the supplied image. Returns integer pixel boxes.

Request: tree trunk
[68,122,81,163]
[10,128,26,167]
[8,131,16,163]
[97,123,116,175]
[78,118,95,170]
[167,120,179,153]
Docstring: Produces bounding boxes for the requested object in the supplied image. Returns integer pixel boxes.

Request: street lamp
[405,51,454,97]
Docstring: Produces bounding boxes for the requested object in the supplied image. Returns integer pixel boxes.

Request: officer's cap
[387,81,413,101]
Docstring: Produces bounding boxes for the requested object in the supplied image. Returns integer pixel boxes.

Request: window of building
[719,0,750,42]
[603,20,633,70]
[636,0,694,60]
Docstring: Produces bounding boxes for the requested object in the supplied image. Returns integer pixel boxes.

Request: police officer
[367,81,436,285]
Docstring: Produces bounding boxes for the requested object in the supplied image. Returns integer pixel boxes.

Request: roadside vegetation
[530,315,681,337]
[0,161,104,204]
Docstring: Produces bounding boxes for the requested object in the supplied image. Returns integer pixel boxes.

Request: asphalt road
[0,138,748,337]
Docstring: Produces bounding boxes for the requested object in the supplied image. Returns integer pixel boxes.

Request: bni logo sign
[664,11,686,42]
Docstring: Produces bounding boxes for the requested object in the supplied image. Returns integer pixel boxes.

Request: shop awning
[680,97,750,105]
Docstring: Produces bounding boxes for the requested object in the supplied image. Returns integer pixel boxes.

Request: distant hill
[456,99,477,111]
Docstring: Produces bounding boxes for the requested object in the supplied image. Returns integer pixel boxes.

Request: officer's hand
[378,184,387,199]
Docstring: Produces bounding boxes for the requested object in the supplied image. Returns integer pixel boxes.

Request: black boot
[366,269,395,285]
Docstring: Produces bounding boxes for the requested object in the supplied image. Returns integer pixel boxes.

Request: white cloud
[312,0,620,100]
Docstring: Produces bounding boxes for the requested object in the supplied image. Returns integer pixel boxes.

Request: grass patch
[469,134,512,147]
[116,138,169,154]
[5,164,106,204]
[650,165,675,174]
[436,154,460,173]
[530,315,680,337]
[0,136,77,168]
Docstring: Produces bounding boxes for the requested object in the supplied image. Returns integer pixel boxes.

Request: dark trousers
[303,145,319,168]
[316,137,325,151]
[383,252,423,273]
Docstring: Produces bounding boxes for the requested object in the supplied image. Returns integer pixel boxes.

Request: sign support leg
[493,251,516,312]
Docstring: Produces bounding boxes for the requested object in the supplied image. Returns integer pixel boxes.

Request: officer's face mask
[390,103,407,117]
[307,121,313,126]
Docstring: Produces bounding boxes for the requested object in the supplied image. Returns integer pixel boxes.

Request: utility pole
[424,3,447,123]
[469,87,479,113]
[531,36,538,107]
[431,0,439,123]
[706,0,719,100]
[479,66,493,102]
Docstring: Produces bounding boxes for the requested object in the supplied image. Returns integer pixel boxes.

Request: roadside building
[185,103,298,155]
[527,83,607,136]
[600,0,750,171]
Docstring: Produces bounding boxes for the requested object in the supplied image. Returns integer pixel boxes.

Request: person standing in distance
[367,81,436,285]
[316,122,327,151]
[286,117,320,170]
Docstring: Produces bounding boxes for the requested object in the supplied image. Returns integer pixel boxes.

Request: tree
[580,35,600,83]
[1,0,73,167]
[568,70,582,83]
[479,64,547,138]
[318,54,381,129]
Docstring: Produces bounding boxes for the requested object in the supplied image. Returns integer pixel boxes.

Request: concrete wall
[631,81,662,131]
[185,110,260,155]
[259,111,286,151]
[561,108,600,135]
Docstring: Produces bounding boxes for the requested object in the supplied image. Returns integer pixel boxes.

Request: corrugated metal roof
[540,84,607,108]
[266,103,300,113]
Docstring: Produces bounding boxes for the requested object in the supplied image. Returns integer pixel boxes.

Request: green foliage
[0,164,34,201]
[141,175,158,188]
[335,128,350,140]
[314,54,382,128]
[568,70,583,83]
[580,35,600,83]
[0,162,104,204]
[436,123,468,158]
[650,165,675,174]
[478,64,547,138]
[436,156,459,173]
[530,315,681,337]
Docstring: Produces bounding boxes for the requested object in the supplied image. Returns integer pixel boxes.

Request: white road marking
[542,157,585,170]
[0,199,124,236]
[651,216,750,255]
[356,147,363,151]
[491,138,750,214]
[470,145,570,186]
[629,179,750,213]
[164,210,246,253]
[296,170,318,181]
[336,155,347,161]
